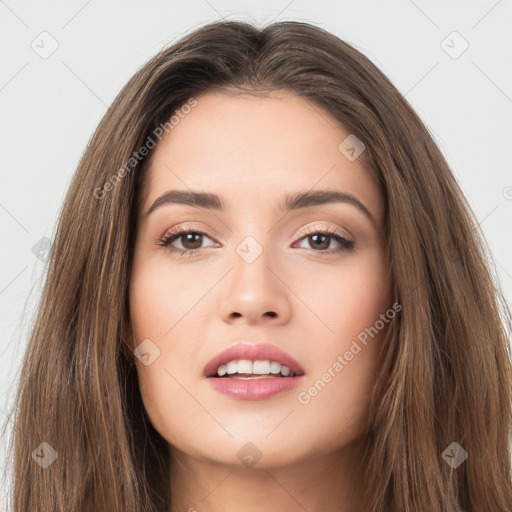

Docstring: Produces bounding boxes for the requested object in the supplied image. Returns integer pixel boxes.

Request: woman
[5,19,512,512]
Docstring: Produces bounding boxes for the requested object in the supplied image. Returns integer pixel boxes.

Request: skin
[128,91,393,512]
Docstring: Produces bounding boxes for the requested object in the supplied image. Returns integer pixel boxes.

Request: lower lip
[206,375,304,400]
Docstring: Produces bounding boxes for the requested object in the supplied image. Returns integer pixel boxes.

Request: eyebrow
[145,189,376,225]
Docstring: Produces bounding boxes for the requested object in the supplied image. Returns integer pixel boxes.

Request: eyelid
[160,222,218,240]
[296,222,353,241]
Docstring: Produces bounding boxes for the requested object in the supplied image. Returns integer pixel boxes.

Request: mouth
[210,359,302,379]
[203,343,305,400]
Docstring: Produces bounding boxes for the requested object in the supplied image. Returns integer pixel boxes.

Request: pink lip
[203,342,305,378]
[203,342,305,401]
[207,375,304,400]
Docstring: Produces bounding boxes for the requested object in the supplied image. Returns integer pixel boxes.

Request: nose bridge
[230,204,274,271]
[231,232,275,294]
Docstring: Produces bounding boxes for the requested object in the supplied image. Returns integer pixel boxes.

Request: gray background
[1,0,511,503]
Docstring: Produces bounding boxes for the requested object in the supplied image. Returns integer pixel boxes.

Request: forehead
[141,91,382,222]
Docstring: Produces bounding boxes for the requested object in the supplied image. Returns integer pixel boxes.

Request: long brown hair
[4,19,511,512]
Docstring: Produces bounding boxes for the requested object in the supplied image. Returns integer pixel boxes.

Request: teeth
[215,359,297,378]
[253,360,270,374]
[226,361,238,375]
[269,361,281,374]
[237,359,253,374]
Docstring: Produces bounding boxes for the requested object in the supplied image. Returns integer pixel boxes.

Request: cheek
[129,255,206,341]
[129,258,213,444]
[294,250,391,344]
[135,360,194,447]
[293,251,391,428]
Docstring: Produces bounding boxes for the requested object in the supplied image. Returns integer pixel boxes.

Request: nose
[218,242,292,325]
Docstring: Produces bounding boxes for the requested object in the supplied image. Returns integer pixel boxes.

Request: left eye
[294,231,354,252]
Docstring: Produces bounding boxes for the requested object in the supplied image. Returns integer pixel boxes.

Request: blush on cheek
[129,278,173,342]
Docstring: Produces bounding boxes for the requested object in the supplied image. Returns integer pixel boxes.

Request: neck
[168,436,370,512]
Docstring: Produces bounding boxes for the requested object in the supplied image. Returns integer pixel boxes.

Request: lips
[203,342,305,378]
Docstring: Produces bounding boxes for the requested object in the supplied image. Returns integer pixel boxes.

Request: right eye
[157,226,218,257]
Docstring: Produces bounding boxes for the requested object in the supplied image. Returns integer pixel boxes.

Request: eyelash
[157,223,355,258]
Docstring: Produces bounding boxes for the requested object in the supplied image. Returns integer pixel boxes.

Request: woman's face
[128,91,392,468]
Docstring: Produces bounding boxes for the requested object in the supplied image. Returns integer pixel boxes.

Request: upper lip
[203,343,305,378]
